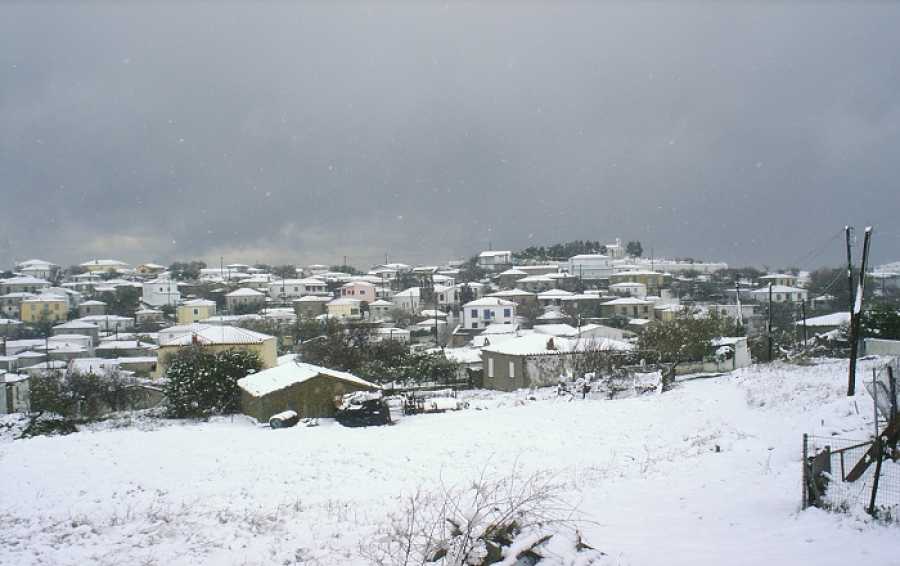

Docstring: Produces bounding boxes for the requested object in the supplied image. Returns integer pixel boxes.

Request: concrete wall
[482,351,528,391]
[864,338,900,357]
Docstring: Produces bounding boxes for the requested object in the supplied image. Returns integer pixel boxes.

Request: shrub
[29,369,138,420]
[163,346,262,418]
[362,468,603,566]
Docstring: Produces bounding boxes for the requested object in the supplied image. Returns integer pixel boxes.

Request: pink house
[340,281,376,304]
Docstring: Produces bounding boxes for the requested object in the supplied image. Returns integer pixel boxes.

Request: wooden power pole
[847,227,873,396]
[767,282,774,362]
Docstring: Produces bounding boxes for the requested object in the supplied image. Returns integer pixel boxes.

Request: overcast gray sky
[2,2,899,271]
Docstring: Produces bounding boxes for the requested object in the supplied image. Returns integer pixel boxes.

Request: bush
[362,468,602,566]
[29,369,139,420]
[164,346,262,418]
[638,312,741,367]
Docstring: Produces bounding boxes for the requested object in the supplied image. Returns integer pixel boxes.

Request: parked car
[335,391,393,427]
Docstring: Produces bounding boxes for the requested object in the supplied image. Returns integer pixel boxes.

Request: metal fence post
[889,366,897,421]
[868,438,883,517]
[802,433,809,510]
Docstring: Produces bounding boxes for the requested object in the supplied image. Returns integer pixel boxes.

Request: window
[193,308,199,315]
[484,309,492,319]
[471,322,478,329]
[503,308,511,318]
[471,309,477,318]
[488,357,494,378]
[509,361,515,379]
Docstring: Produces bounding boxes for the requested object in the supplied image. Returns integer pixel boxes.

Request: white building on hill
[142,278,181,307]
[462,297,516,330]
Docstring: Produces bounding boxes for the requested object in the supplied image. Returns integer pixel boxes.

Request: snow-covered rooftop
[237,361,378,397]
[797,312,850,327]
[160,325,274,346]
[488,288,536,298]
[463,297,515,308]
[481,333,632,356]
[226,288,264,297]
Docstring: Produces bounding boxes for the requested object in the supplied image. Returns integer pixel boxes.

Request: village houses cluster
[2,240,896,420]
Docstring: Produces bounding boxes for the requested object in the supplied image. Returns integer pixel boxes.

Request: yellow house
[20,296,68,323]
[154,325,278,377]
[654,304,684,322]
[609,270,669,294]
[176,299,217,324]
[80,259,130,273]
[136,263,167,276]
[326,298,362,319]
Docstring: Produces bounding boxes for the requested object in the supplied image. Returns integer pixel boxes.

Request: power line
[785,228,844,271]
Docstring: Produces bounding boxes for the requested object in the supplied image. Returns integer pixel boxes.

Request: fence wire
[804,357,900,521]
[806,435,900,519]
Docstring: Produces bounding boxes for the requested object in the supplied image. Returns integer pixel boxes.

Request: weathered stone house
[237,359,379,421]
[481,333,632,392]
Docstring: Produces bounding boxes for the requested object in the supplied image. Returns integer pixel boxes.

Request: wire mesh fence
[803,357,900,521]
[804,434,900,520]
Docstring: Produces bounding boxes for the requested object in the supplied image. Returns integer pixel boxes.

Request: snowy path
[1,359,897,565]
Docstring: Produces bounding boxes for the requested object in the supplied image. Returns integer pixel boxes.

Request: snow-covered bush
[364,469,605,565]
[29,369,139,421]
[163,346,261,418]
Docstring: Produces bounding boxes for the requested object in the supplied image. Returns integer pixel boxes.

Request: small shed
[237,359,380,422]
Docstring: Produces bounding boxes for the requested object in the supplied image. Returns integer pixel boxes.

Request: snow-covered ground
[1,358,897,565]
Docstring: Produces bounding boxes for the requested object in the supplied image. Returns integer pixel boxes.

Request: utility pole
[735,279,743,328]
[767,282,774,362]
[845,226,854,315]
[801,298,808,348]
[433,275,440,350]
[847,227,873,397]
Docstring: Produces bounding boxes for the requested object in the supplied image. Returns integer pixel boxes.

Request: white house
[368,299,395,322]
[609,281,647,298]
[462,297,517,330]
[537,288,575,306]
[393,287,421,313]
[750,285,808,304]
[15,259,58,280]
[477,251,513,271]
[269,278,328,301]
[605,238,626,259]
[433,284,459,308]
[758,273,799,288]
[142,278,181,307]
[0,276,51,295]
[225,288,266,312]
[568,254,613,281]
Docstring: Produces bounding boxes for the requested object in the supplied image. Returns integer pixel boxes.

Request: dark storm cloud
[2,2,899,270]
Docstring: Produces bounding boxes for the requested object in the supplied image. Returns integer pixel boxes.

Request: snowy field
[2,358,898,565]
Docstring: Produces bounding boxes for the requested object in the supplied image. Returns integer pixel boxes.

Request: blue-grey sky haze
[1,2,899,271]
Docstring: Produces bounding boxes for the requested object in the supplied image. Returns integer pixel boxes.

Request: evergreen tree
[626,241,643,258]
[164,346,262,418]
[637,313,740,369]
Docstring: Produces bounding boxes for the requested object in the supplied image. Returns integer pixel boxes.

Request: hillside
[1,358,896,565]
